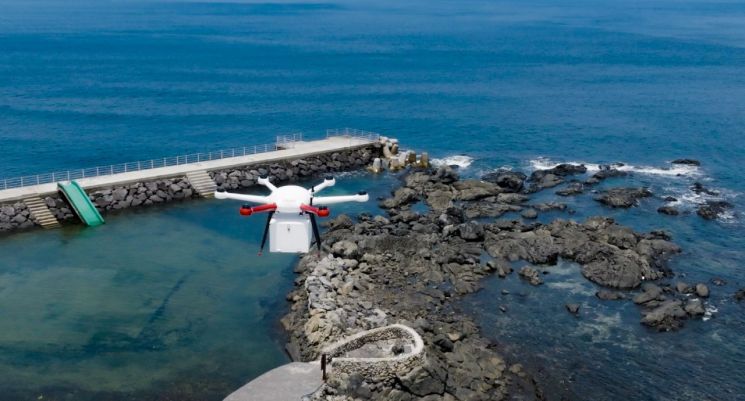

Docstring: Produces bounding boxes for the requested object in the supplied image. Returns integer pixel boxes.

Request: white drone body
[214,175,369,254]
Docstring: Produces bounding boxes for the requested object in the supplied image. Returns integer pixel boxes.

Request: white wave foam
[432,155,474,168]
[528,157,702,178]
[703,304,718,322]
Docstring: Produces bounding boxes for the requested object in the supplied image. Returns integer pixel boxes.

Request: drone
[214,175,369,254]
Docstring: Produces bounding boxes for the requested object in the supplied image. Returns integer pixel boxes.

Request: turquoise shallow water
[0,172,395,400]
[1,0,745,400]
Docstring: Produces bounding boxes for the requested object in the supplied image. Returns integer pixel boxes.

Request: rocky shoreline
[280,162,732,400]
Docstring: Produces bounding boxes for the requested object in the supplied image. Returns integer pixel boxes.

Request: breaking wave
[528,157,702,178]
[432,155,474,168]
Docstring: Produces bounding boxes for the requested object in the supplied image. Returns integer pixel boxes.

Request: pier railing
[326,127,381,142]
[0,128,382,190]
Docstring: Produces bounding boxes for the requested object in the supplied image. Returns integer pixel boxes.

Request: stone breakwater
[208,147,377,191]
[0,146,380,234]
[280,164,722,401]
[0,202,38,231]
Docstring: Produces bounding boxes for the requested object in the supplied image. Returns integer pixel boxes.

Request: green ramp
[58,181,105,227]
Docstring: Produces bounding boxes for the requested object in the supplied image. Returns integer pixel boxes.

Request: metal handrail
[1,128,382,190]
[326,127,381,142]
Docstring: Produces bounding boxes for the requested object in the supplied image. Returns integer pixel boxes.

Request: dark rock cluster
[87,177,196,211]
[0,202,37,231]
[282,165,698,401]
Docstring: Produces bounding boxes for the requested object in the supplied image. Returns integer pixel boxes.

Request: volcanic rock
[481,170,527,193]
[697,200,732,220]
[595,187,652,208]
[657,206,680,216]
[556,182,584,196]
[518,266,543,286]
[672,159,701,166]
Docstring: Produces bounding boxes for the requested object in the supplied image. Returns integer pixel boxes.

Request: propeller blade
[258,211,274,256]
[308,212,322,253]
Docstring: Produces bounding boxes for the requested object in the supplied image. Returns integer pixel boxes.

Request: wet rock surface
[0,202,37,231]
[594,187,652,208]
[697,200,733,220]
[281,165,703,401]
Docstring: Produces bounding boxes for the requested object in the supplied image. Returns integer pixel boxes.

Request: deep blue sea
[1,1,745,400]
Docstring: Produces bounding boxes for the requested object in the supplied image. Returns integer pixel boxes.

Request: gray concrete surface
[223,361,322,401]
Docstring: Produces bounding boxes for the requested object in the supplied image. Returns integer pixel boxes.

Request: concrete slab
[223,362,322,401]
[0,136,374,203]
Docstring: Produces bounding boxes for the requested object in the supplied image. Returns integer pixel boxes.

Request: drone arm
[311,176,336,194]
[214,191,271,204]
[257,176,278,192]
[313,192,369,206]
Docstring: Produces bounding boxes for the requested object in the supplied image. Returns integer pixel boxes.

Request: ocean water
[1,0,745,400]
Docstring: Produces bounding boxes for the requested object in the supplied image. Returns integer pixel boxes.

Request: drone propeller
[258,211,275,256]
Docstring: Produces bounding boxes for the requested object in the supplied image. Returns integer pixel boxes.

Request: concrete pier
[0,136,375,203]
[223,362,322,401]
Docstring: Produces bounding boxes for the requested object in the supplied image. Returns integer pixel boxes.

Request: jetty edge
[0,129,382,234]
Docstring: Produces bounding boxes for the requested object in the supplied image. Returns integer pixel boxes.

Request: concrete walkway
[0,136,374,203]
[223,362,322,401]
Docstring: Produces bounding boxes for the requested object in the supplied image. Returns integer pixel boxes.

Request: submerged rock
[691,182,719,196]
[565,303,580,314]
[657,206,680,216]
[520,209,538,219]
[697,200,732,220]
[556,182,584,196]
[672,159,701,166]
[596,290,625,300]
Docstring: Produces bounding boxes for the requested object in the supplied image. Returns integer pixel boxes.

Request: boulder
[529,173,563,191]
[675,282,691,294]
[520,209,538,219]
[684,299,705,316]
[331,241,359,259]
[697,201,732,220]
[324,214,354,231]
[518,266,543,286]
[657,206,680,216]
[695,283,710,298]
[487,258,513,278]
[565,303,580,314]
[112,188,128,201]
[454,180,502,201]
[691,182,718,196]
[580,250,650,289]
[380,188,419,209]
[633,283,662,304]
[586,166,627,185]
[481,170,526,193]
[595,187,652,208]
[556,182,584,196]
[459,222,484,241]
[672,159,700,166]
[640,300,687,331]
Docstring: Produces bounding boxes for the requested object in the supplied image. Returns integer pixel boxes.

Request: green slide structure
[58,181,105,227]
